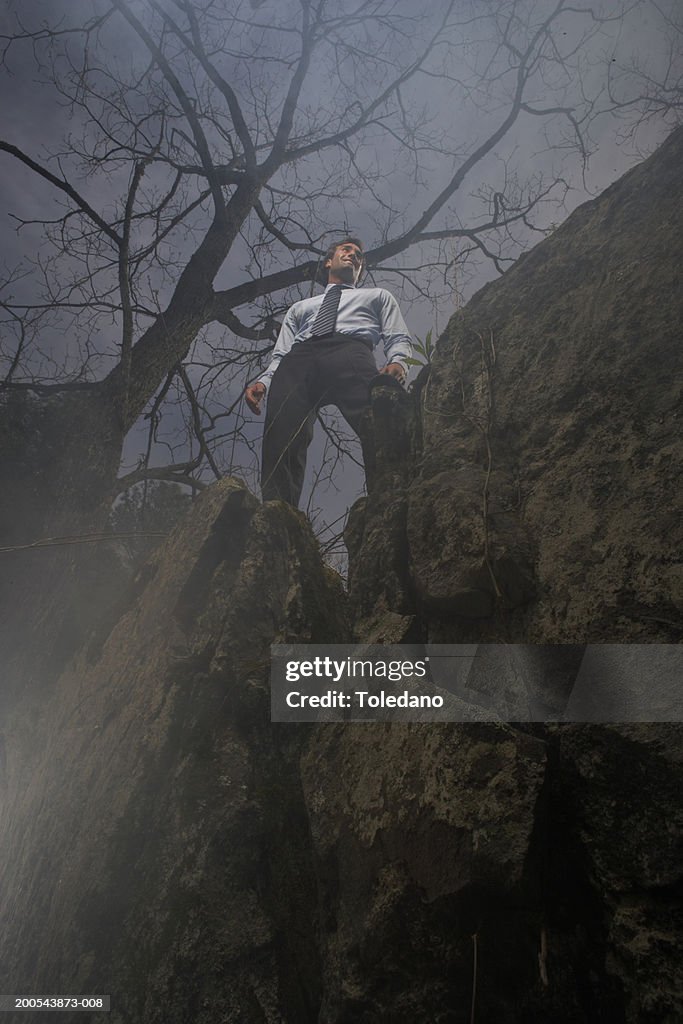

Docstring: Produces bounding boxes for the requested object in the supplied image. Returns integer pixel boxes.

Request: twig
[470,931,478,1024]
[454,327,503,601]
[0,531,168,554]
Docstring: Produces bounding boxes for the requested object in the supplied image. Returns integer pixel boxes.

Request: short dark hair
[316,236,365,283]
[323,236,364,265]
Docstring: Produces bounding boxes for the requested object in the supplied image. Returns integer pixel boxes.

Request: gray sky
[1,0,680,557]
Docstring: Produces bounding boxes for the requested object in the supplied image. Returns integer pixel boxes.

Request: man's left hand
[380,362,407,385]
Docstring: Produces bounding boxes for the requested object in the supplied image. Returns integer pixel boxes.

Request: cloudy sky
[1,0,680,555]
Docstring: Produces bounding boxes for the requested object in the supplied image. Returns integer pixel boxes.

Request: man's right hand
[244,381,266,415]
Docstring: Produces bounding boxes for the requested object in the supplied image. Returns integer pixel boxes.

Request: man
[244,237,412,506]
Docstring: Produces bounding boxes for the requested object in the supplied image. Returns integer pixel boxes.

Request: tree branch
[0,140,122,245]
[110,0,227,218]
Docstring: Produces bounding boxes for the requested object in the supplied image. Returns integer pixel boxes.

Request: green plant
[405,329,434,368]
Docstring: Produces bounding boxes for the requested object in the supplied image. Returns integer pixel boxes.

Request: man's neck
[326,274,355,288]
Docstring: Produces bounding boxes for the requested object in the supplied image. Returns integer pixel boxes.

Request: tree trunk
[0,383,124,699]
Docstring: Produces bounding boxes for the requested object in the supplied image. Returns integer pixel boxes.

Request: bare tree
[0,0,677,558]
[601,0,683,151]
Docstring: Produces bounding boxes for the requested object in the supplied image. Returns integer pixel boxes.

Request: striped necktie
[310,284,342,338]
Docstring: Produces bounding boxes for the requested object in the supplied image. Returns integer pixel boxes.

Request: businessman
[244,237,412,506]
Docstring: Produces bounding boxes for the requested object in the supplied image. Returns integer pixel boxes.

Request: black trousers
[261,334,378,506]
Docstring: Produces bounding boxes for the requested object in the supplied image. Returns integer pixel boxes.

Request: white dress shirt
[256,283,412,390]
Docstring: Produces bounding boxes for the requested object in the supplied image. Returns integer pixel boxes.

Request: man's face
[326,242,364,285]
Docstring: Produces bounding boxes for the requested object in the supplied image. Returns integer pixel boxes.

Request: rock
[301,722,547,1023]
[345,381,419,623]
[0,479,348,1023]
[349,126,683,643]
[557,724,683,1023]
[558,724,683,893]
[408,467,535,618]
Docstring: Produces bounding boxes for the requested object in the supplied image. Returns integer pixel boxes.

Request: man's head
[322,237,364,286]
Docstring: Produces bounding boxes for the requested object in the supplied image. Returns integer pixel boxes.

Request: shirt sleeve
[254,305,301,391]
[377,290,413,369]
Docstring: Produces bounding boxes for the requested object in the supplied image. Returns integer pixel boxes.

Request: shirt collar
[323,282,355,292]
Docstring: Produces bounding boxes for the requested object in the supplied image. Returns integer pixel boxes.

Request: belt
[302,331,373,350]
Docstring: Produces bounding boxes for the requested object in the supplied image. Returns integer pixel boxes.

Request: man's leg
[261,348,317,506]
[322,339,379,436]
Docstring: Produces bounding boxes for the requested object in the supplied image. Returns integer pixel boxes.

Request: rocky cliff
[348,126,682,644]
[0,129,681,1023]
